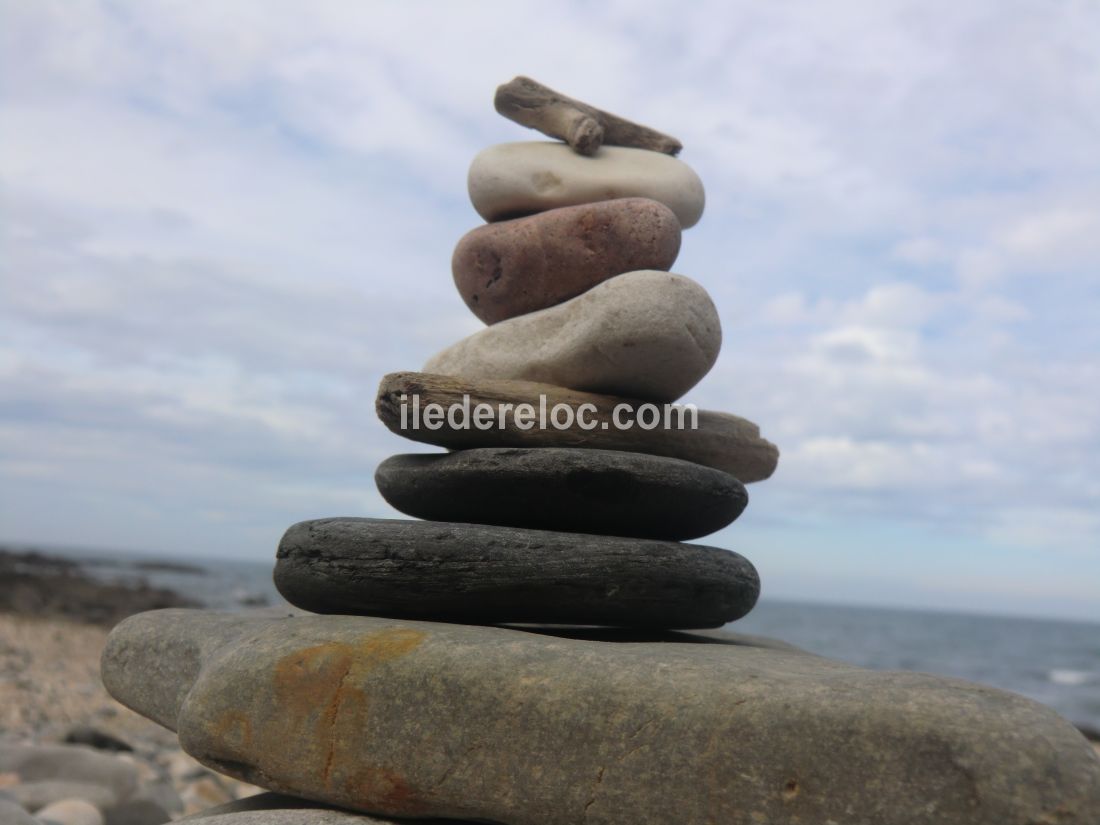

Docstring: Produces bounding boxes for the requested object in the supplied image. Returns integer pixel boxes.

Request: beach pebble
[0,797,39,825]
[179,779,233,816]
[102,798,171,825]
[275,517,759,628]
[0,746,137,807]
[166,753,206,785]
[375,448,747,541]
[6,780,116,812]
[102,609,1100,825]
[424,270,721,402]
[124,780,181,817]
[36,799,104,825]
[469,141,705,227]
[452,198,681,324]
[62,727,133,754]
[179,792,406,822]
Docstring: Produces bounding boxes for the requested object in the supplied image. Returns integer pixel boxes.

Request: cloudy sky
[2,1,1098,620]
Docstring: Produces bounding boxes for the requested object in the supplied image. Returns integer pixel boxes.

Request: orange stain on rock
[273,628,426,715]
[344,765,426,816]
[207,709,254,752]
[267,628,428,803]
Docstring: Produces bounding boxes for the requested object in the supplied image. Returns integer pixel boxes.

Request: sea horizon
[4,537,1100,736]
[5,537,1099,628]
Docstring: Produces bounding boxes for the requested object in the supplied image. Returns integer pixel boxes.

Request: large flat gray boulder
[102,609,1100,825]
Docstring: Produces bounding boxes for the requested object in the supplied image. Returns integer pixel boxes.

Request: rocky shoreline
[0,548,199,628]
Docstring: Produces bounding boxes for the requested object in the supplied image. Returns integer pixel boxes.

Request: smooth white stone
[35,799,104,825]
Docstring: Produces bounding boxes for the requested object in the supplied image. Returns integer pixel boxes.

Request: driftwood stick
[494,76,683,156]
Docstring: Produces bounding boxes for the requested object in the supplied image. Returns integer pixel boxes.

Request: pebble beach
[0,552,265,824]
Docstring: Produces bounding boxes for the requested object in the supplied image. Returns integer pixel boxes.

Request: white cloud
[1,0,1099,614]
[956,205,1100,286]
[891,236,945,266]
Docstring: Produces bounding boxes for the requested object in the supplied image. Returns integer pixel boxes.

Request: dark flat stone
[375,448,747,541]
[273,517,759,629]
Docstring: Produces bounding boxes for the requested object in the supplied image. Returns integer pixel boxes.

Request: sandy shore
[0,613,170,744]
[0,544,269,822]
[0,611,267,819]
[0,547,197,628]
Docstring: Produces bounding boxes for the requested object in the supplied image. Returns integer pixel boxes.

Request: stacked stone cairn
[100,78,1100,825]
[277,76,776,632]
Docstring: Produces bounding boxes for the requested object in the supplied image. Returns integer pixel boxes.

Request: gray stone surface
[0,797,39,825]
[274,517,759,628]
[425,270,721,402]
[468,141,705,227]
[102,799,171,825]
[375,448,748,541]
[452,198,681,324]
[0,746,136,807]
[103,609,1100,825]
[120,782,180,819]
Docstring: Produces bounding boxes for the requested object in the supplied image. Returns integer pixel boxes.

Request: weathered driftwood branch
[494,76,683,156]
[375,372,778,483]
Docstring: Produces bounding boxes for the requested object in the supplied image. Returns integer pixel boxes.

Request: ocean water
[74,553,284,612]
[731,599,1100,733]
[47,547,1100,733]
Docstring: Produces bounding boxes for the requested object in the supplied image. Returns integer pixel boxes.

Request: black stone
[105,800,172,825]
[274,518,759,629]
[374,448,748,541]
[63,725,133,753]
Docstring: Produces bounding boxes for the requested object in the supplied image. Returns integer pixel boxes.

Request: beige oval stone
[468,141,705,227]
[453,198,681,324]
[424,270,720,402]
[35,799,104,825]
